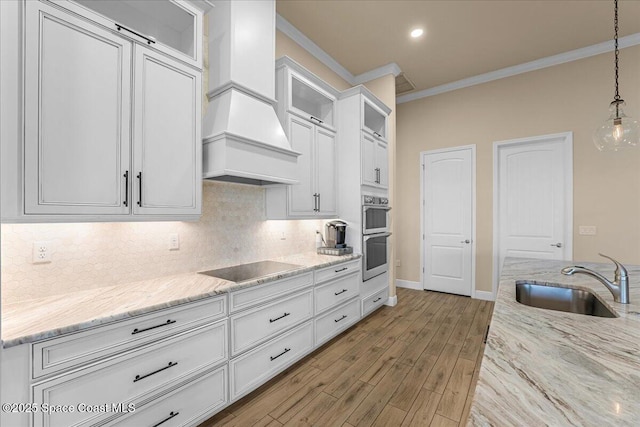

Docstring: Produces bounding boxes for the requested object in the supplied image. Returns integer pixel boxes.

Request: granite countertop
[1,252,360,349]
[469,257,640,426]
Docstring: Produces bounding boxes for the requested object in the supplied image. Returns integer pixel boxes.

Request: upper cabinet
[266,57,339,219]
[6,0,203,222]
[60,0,202,69]
[338,87,392,191]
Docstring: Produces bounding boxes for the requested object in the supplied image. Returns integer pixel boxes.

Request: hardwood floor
[199,288,494,427]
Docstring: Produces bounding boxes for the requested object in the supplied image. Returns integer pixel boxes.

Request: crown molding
[184,0,214,13]
[397,32,640,104]
[276,14,356,85]
[353,62,402,84]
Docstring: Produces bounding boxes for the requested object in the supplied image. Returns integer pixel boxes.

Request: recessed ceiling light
[410,28,424,38]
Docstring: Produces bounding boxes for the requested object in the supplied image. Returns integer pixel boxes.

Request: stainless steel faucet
[561,253,630,304]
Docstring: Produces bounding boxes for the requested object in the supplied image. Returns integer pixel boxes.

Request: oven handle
[363,232,392,241]
[363,205,392,210]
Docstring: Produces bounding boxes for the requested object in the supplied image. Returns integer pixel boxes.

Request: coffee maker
[325,220,347,248]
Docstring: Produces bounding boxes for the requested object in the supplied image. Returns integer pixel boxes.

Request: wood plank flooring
[199,288,494,427]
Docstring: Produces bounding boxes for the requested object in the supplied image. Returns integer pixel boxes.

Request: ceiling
[276,0,640,93]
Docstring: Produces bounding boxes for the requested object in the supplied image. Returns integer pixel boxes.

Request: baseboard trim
[385,295,398,307]
[396,279,422,291]
[473,290,495,301]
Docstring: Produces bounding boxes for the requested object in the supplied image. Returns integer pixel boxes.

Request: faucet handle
[598,253,629,277]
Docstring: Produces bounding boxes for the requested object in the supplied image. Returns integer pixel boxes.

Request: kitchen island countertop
[469,257,640,426]
[1,252,360,348]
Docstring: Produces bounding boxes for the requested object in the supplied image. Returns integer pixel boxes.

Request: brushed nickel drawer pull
[131,319,176,335]
[269,312,290,323]
[270,347,290,361]
[334,289,348,296]
[133,361,177,383]
[334,267,348,273]
[152,411,179,427]
[334,314,347,323]
[373,297,382,303]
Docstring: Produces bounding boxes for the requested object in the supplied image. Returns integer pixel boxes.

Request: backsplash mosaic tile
[1,181,325,303]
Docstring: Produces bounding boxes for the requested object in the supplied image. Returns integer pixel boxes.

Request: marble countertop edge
[1,252,361,349]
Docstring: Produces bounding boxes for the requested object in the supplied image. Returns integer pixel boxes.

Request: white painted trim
[420,145,477,298]
[385,295,398,307]
[395,279,421,291]
[275,14,355,85]
[473,291,495,302]
[276,14,402,87]
[353,63,402,84]
[397,32,640,104]
[492,132,574,300]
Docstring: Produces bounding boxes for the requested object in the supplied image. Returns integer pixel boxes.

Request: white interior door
[494,132,573,291]
[422,146,475,296]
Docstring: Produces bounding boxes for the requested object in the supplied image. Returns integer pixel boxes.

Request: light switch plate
[579,226,597,236]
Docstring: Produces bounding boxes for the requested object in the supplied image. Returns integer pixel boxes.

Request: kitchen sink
[515,281,617,318]
[199,260,302,283]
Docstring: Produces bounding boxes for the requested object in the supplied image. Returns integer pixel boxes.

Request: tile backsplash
[1,181,324,303]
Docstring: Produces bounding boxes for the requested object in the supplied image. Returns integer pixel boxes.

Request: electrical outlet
[280,232,286,241]
[32,241,52,264]
[169,234,180,250]
[395,259,401,267]
[579,226,597,236]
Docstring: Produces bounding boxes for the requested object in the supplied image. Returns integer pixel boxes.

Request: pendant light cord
[614,0,620,102]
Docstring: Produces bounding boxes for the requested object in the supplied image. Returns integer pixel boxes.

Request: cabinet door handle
[317,193,321,212]
[115,23,156,45]
[131,319,176,335]
[373,131,382,138]
[270,347,290,361]
[334,314,347,323]
[550,243,563,248]
[334,289,348,296]
[152,411,180,427]
[269,312,290,323]
[334,267,348,273]
[133,361,177,383]
[313,193,319,212]
[373,297,382,303]
[123,170,129,207]
[310,115,323,124]
[137,172,142,206]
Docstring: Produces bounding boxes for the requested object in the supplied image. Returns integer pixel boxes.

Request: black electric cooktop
[199,260,302,283]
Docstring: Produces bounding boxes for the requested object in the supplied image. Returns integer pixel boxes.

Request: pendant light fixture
[593,0,639,151]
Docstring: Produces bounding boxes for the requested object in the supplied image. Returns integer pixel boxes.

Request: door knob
[550,243,563,248]
[461,239,471,244]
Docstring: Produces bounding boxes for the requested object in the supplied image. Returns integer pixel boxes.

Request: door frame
[492,132,573,298]
[420,145,477,297]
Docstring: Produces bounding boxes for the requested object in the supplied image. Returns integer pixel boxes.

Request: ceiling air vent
[395,72,416,95]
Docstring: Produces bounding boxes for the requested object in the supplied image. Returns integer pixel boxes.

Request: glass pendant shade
[593,100,640,151]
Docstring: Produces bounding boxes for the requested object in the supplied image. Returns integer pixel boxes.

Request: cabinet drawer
[315,298,361,346]
[314,259,360,285]
[230,290,313,356]
[33,296,226,379]
[229,272,312,313]
[315,272,359,314]
[362,288,388,317]
[32,320,228,427]
[229,321,314,401]
[103,365,227,427]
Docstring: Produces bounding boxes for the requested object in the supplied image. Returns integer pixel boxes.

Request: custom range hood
[202,0,300,186]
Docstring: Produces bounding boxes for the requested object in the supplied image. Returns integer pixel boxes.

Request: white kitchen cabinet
[361,132,389,189]
[23,0,132,216]
[266,57,339,219]
[132,45,202,215]
[11,0,202,222]
[287,115,337,217]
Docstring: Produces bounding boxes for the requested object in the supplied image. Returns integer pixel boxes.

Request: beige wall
[396,45,640,292]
